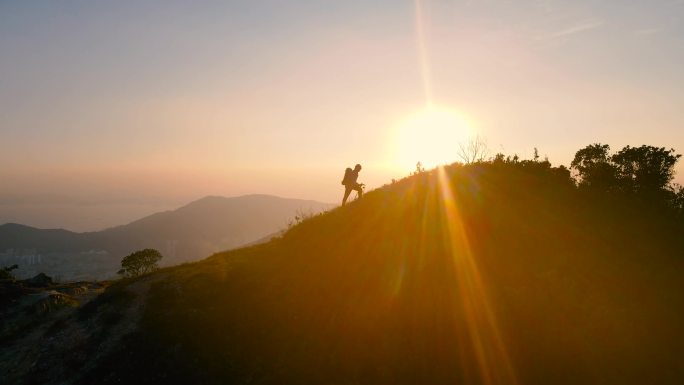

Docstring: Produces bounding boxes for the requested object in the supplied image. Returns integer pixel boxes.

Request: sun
[393,105,473,171]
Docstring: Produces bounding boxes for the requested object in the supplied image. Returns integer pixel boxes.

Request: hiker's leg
[354,185,363,198]
[342,187,352,205]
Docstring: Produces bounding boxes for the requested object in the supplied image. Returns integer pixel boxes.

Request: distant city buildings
[0,248,115,281]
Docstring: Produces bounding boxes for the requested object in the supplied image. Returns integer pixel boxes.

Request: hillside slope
[7,163,684,385]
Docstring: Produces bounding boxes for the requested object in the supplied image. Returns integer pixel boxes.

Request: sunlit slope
[59,163,684,385]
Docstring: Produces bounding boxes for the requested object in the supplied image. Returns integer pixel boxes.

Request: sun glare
[393,105,473,171]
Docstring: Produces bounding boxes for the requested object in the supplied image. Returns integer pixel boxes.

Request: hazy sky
[1,0,683,231]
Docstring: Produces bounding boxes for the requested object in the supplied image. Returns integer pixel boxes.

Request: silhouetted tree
[571,143,619,192]
[572,143,682,209]
[611,145,681,196]
[457,136,489,164]
[118,249,163,278]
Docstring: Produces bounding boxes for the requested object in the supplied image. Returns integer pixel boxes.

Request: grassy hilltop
[9,156,684,385]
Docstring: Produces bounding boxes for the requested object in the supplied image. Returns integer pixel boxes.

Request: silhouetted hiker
[341,164,364,205]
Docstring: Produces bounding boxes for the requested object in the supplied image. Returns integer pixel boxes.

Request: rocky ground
[0,275,109,385]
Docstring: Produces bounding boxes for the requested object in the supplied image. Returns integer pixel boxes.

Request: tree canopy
[571,143,681,202]
[118,249,163,278]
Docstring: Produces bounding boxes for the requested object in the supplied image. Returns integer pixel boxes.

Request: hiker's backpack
[341,168,353,185]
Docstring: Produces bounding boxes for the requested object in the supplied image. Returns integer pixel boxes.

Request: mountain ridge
[0,194,333,280]
[1,194,330,233]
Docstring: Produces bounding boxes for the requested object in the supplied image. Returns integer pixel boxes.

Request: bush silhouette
[117,249,163,278]
[0,264,18,280]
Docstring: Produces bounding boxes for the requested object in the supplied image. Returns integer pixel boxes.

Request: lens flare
[394,105,473,171]
[437,166,518,385]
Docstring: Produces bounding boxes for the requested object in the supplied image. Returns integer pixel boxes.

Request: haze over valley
[0,195,331,281]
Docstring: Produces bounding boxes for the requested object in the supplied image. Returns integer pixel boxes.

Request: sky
[1,0,683,231]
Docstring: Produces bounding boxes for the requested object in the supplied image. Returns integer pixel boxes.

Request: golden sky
[1,0,683,230]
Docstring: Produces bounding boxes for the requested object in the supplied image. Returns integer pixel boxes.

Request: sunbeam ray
[414,0,433,104]
[437,166,518,385]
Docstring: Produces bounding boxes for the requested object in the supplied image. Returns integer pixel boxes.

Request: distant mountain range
[0,195,332,280]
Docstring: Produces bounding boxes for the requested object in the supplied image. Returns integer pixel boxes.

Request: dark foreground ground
[2,162,683,385]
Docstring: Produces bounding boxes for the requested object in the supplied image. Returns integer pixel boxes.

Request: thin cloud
[542,19,606,40]
[634,28,662,36]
